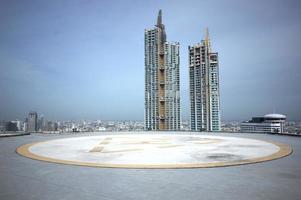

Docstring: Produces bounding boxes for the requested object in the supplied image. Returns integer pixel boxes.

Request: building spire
[157,9,162,26]
[205,27,209,42]
[156,9,166,42]
[205,27,211,52]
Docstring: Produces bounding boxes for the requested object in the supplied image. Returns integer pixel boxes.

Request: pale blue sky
[0,0,300,121]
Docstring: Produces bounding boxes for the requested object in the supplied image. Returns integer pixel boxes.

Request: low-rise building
[241,114,286,133]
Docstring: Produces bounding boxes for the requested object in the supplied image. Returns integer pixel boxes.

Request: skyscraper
[27,111,38,132]
[189,29,221,131]
[145,10,181,130]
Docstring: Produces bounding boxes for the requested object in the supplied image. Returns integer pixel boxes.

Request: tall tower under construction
[189,29,221,132]
[144,10,180,130]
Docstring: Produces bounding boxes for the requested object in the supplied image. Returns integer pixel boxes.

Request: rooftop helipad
[16,133,292,168]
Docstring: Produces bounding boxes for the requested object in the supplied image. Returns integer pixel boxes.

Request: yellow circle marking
[16,137,293,169]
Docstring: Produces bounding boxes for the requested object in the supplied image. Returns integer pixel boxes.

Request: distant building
[241,114,286,133]
[144,10,181,130]
[22,120,27,132]
[0,120,6,132]
[27,112,38,132]
[11,120,21,131]
[45,121,58,132]
[5,121,18,131]
[189,29,221,132]
[38,115,45,131]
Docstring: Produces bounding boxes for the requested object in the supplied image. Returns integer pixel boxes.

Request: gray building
[189,29,221,131]
[38,115,45,131]
[5,121,18,131]
[144,10,181,130]
[0,120,6,132]
[27,112,38,132]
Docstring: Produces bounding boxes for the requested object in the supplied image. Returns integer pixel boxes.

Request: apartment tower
[189,29,221,131]
[27,111,38,132]
[145,10,180,130]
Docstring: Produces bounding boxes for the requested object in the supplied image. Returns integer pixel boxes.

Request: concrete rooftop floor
[1,132,301,200]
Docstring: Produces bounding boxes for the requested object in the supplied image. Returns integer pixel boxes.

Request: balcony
[159,115,165,120]
[159,65,165,71]
[159,96,165,102]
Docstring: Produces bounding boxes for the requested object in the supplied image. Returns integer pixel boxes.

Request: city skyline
[0,0,301,121]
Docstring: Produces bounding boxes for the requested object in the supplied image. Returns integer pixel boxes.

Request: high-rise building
[145,10,181,130]
[27,111,38,132]
[38,114,45,131]
[189,29,221,131]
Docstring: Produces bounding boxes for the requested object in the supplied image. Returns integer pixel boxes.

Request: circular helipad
[16,134,292,168]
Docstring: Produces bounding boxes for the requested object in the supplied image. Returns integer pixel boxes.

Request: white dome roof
[264,113,286,119]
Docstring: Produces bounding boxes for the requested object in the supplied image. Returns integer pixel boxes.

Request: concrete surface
[0,132,301,200]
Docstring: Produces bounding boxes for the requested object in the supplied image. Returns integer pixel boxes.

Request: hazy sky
[0,0,300,121]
